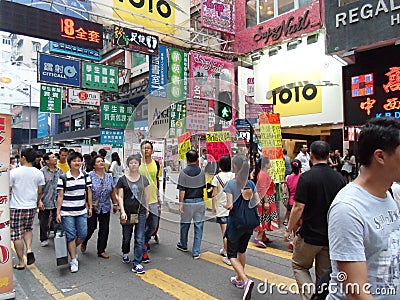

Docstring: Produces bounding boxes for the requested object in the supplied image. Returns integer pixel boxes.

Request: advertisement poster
[38,53,81,87]
[0,115,14,298]
[259,113,285,183]
[205,131,231,163]
[100,129,125,147]
[178,132,191,161]
[186,98,208,133]
[149,45,167,98]
[201,0,235,34]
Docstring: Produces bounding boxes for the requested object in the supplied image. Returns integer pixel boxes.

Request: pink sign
[201,0,235,34]
[245,104,274,119]
[206,141,231,163]
[189,51,235,101]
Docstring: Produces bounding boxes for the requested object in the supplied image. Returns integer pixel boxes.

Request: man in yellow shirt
[139,140,161,263]
[56,148,70,173]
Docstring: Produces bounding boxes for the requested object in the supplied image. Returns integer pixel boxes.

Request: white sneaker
[222,256,232,266]
[40,240,49,247]
[70,259,79,273]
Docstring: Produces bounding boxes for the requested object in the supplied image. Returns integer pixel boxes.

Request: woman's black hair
[91,155,105,169]
[232,155,249,189]
[219,155,231,172]
[291,159,302,175]
[111,152,121,166]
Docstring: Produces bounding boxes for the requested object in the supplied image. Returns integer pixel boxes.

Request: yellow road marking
[140,269,218,300]
[247,243,293,260]
[201,252,298,293]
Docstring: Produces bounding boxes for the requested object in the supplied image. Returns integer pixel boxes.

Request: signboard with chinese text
[178,132,191,161]
[100,129,124,147]
[82,62,118,92]
[50,42,101,61]
[114,25,159,55]
[67,88,101,106]
[169,101,186,138]
[343,45,400,126]
[186,98,208,133]
[37,112,49,138]
[201,0,235,34]
[245,104,274,124]
[39,84,62,114]
[259,113,285,183]
[149,45,167,98]
[38,53,81,87]
[0,115,14,298]
[101,103,134,129]
[169,48,187,101]
[0,1,103,49]
[205,131,231,163]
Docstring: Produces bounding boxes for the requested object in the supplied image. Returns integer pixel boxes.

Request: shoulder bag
[229,184,260,230]
[120,175,143,225]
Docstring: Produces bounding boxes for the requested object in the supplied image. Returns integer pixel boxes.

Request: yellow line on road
[140,269,218,300]
[200,252,298,293]
[247,242,293,260]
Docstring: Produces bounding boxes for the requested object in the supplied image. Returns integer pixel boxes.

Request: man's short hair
[310,141,330,161]
[43,152,53,162]
[21,148,37,163]
[219,155,231,172]
[358,117,400,166]
[67,152,83,166]
[140,140,153,150]
[59,147,68,154]
[186,150,199,163]
[98,148,107,158]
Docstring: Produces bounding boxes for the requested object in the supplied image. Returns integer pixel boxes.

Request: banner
[101,103,134,129]
[178,132,191,161]
[149,45,167,98]
[201,0,235,34]
[205,131,231,163]
[169,48,187,101]
[39,84,62,114]
[0,115,14,298]
[169,101,186,138]
[259,113,285,183]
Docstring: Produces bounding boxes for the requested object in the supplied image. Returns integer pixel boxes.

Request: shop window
[87,112,100,129]
[338,0,357,6]
[60,120,70,133]
[73,117,84,131]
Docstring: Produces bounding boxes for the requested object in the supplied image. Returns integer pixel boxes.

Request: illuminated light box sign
[67,88,101,106]
[50,42,101,61]
[113,25,159,55]
[351,73,373,97]
[38,53,81,87]
[0,1,103,49]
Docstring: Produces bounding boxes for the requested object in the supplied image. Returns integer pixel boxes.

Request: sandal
[254,239,267,248]
[26,252,35,265]
[13,264,25,270]
[283,221,288,226]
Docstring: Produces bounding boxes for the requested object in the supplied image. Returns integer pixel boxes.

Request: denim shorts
[216,216,229,224]
[61,214,88,242]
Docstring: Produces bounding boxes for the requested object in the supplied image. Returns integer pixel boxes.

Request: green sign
[40,84,62,114]
[168,48,187,101]
[82,62,118,92]
[169,101,186,138]
[101,103,134,129]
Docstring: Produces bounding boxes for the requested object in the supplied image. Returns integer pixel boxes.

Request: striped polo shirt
[57,171,92,217]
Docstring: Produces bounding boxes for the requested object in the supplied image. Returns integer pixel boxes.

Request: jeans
[38,208,56,242]
[292,236,331,300]
[83,211,110,254]
[179,198,205,257]
[121,212,146,267]
[61,214,88,242]
[144,203,159,246]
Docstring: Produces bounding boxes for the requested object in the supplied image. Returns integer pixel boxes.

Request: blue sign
[12,0,90,20]
[37,112,48,138]
[149,45,167,98]
[38,53,81,87]
[100,129,125,147]
[235,119,251,130]
[50,42,101,61]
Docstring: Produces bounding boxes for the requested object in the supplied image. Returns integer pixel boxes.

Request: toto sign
[67,88,101,106]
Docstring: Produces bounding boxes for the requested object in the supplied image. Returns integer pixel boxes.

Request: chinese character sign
[114,25,159,55]
[100,129,125,147]
[178,132,191,161]
[149,45,167,98]
[38,53,80,87]
[259,113,285,183]
[186,98,208,133]
[169,101,186,138]
[82,62,118,92]
[40,84,62,114]
[205,131,231,163]
[0,115,13,297]
[101,103,134,129]
[169,48,187,101]
[201,0,235,34]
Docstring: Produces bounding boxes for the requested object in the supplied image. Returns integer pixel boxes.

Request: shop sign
[101,103,134,129]
[40,84,62,114]
[201,0,235,34]
[169,48,187,101]
[178,132,191,161]
[100,129,124,147]
[38,53,81,87]
[169,101,186,138]
[205,131,231,162]
[82,62,118,92]
[186,98,208,133]
[0,1,103,49]
[67,88,101,106]
[50,42,101,61]
[114,25,159,55]
[149,45,167,98]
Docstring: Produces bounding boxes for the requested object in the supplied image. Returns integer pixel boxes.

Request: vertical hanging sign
[0,115,14,299]
[40,84,62,114]
[259,113,285,183]
[168,48,187,101]
[169,101,186,138]
[149,45,167,98]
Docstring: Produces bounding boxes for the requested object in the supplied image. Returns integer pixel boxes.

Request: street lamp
[22,84,32,146]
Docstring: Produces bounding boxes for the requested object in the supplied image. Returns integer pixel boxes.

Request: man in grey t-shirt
[328,117,400,300]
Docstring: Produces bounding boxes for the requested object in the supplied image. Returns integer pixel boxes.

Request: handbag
[53,224,68,266]
[281,182,290,207]
[229,184,260,231]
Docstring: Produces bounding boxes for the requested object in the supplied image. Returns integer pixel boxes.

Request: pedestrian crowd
[7,117,400,300]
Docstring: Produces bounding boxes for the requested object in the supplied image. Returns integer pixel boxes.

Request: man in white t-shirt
[327,117,400,300]
[295,144,311,173]
[10,148,45,270]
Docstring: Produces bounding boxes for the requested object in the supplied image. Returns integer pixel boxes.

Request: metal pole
[28,84,31,147]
